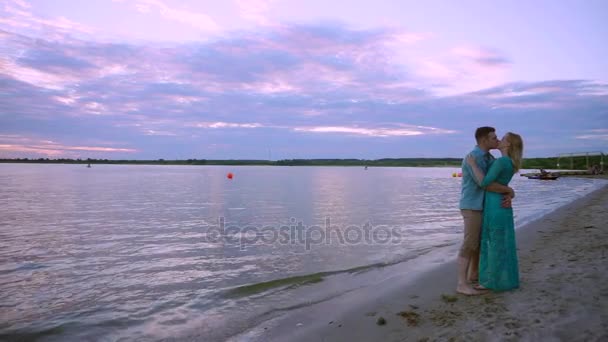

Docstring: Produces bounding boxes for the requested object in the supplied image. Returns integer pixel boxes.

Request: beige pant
[459,209,482,258]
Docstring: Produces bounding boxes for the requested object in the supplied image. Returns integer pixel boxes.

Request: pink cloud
[166,95,206,104]
[53,95,78,105]
[235,0,277,26]
[192,122,264,129]
[83,102,107,115]
[293,124,455,137]
[49,145,136,152]
[403,46,510,96]
[301,109,325,116]
[126,0,219,31]
[185,121,457,138]
[1,23,434,103]
[213,27,431,100]
[1,0,94,36]
[388,31,430,45]
[143,130,177,136]
[239,77,300,94]
[293,126,422,137]
[0,136,138,157]
[0,57,81,90]
[0,144,67,156]
[11,0,31,9]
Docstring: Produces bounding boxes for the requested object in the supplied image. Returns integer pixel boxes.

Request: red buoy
[227,172,233,179]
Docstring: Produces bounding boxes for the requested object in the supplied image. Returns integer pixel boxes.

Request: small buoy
[452,172,457,177]
[227,172,233,180]
[458,172,462,177]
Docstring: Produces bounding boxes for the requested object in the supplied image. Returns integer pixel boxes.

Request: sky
[1,0,607,160]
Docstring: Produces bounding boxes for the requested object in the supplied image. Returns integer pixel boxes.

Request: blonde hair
[505,132,524,173]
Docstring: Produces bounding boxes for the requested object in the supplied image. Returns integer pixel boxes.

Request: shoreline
[231,184,608,341]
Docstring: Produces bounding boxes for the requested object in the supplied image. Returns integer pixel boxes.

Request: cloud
[465,80,608,110]
[293,124,455,137]
[575,128,608,141]
[407,46,512,95]
[17,48,94,72]
[0,23,439,99]
[0,135,137,158]
[575,134,608,141]
[192,122,264,129]
[143,129,177,136]
[1,22,606,158]
[0,0,94,39]
[451,46,511,67]
[235,0,277,26]
[11,0,30,9]
[125,0,219,31]
[186,121,456,138]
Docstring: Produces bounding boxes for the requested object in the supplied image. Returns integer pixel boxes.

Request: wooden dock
[522,151,605,178]
[520,170,594,177]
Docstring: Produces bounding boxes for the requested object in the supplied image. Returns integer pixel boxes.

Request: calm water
[1,164,606,341]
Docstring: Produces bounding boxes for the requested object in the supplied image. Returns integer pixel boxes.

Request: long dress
[479,156,520,291]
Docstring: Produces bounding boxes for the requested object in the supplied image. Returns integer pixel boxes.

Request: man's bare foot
[456,284,487,296]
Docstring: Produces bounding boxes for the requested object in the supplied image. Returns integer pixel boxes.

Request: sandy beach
[235,183,608,342]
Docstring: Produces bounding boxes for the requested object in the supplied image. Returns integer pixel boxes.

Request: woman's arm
[466,156,514,197]
[479,158,504,187]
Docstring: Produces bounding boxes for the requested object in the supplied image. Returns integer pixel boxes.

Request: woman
[467,132,524,292]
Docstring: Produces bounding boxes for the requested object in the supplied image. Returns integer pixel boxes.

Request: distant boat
[364,166,368,170]
[527,174,559,180]
[87,163,91,168]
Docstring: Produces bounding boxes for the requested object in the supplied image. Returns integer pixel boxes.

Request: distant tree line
[0,156,601,169]
[0,157,459,167]
[0,158,270,166]
[522,156,604,170]
[273,158,463,167]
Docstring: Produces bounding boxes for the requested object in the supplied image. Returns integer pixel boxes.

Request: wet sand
[235,184,608,341]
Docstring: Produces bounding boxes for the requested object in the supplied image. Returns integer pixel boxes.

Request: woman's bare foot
[456,284,487,296]
[473,283,488,291]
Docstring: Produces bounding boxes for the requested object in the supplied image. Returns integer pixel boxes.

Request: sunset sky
[1,0,607,159]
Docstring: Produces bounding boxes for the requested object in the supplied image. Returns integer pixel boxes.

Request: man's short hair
[475,126,495,143]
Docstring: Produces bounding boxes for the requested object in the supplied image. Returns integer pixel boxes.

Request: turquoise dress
[479,156,520,291]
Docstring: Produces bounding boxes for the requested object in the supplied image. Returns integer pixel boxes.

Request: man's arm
[486,183,515,198]
[487,182,514,208]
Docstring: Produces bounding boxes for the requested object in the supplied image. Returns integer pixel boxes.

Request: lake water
[1,164,606,341]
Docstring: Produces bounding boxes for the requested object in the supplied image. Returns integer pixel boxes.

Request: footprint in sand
[505,321,520,329]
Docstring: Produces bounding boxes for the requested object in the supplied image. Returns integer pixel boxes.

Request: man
[457,127,514,295]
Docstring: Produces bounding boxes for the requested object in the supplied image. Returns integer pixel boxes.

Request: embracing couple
[457,126,524,295]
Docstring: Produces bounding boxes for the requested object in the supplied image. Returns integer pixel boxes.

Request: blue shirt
[459,146,495,210]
